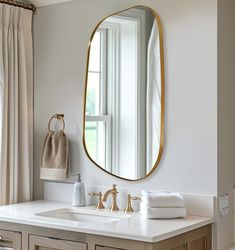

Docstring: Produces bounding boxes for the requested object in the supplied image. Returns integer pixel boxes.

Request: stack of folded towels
[140,190,187,219]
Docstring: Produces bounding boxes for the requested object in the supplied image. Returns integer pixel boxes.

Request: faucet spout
[102,184,119,211]
[102,189,112,202]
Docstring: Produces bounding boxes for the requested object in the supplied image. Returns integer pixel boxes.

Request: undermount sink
[36,208,130,224]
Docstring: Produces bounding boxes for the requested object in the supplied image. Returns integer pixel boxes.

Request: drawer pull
[48,236,60,241]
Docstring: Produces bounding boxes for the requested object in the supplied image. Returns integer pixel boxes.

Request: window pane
[89,31,101,72]
[85,121,106,168]
[86,72,100,115]
[85,122,97,160]
[97,122,106,167]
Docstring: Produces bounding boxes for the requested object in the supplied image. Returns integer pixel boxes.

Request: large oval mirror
[83,5,164,181]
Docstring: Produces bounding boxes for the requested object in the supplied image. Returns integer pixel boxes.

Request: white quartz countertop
[0,200,215,243]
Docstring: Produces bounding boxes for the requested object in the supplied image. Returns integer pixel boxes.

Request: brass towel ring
[48,114,65,132]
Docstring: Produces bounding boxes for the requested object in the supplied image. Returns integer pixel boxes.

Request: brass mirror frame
[82,5,165,181]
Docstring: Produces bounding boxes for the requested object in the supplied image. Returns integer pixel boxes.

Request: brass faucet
[124,194,141,213]
[88,192,105,210]
[102,184,119,211]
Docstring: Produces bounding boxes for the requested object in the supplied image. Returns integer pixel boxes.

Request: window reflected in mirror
[84,6,164,181]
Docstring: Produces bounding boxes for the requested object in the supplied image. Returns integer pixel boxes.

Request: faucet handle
[112,184,119,194]
[124,194,142,213]
[88,192,105,210]
[131,196,142,201]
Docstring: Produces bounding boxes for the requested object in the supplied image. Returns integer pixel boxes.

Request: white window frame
[99,22,120,175]
[86,28,112,170]
[86,8,149,178]
[103,9,148,178]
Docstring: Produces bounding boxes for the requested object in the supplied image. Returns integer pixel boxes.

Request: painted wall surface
[33,0,217,199]
[217,0,235,249]
[30,0,72,7]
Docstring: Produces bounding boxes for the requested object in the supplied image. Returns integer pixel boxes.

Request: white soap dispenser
[72,173,86,207]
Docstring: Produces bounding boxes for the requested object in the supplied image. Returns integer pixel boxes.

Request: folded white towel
[140,206,187,219]
[141,190,185,208]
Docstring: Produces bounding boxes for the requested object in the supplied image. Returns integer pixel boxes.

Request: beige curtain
[0,3,33,205]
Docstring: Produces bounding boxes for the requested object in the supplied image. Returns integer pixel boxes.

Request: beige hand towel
[40,130,70,181]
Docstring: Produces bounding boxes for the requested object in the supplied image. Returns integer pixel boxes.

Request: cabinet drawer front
[0,229,21,250]
[29,235,87,250]
[155,225,211,250]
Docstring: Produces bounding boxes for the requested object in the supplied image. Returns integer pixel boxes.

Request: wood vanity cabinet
[154,224,211,250]
[29,235,87,250]
[0,229,21,250]
[0,221,212,250]
[94,224,211,250]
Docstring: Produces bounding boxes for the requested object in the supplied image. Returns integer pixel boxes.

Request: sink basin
[36,208,129,224]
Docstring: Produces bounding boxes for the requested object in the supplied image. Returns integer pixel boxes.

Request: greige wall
[218,0,235,249]
[33,1,221,248]
[33,0,217,197]
[33,0,220,247]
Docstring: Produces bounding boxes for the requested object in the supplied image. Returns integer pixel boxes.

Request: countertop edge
[0,215,215,243]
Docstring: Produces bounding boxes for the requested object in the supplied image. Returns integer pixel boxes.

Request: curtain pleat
[146,20,161,172]
[0,3,33,205]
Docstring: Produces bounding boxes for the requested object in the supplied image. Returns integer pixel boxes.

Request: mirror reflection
[84,6,164,180]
